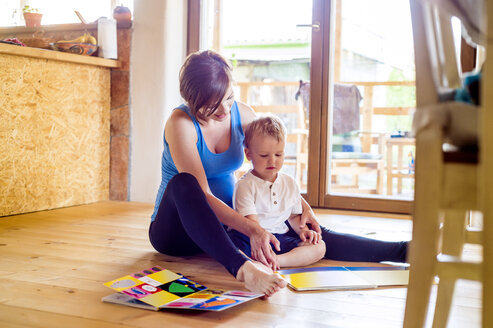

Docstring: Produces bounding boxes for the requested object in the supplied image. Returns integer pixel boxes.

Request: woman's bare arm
[165,110,279,266]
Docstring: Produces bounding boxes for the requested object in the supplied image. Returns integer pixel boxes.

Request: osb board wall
[0,53,110,216]
[1,24,132,201]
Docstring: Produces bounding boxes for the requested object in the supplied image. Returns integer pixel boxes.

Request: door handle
[296,22,320,32]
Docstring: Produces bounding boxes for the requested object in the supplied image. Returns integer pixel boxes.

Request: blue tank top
[151,101,245,221]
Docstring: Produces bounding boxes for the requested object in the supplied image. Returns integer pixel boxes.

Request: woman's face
[203,86,235,122]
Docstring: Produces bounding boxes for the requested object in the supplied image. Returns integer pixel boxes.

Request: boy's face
[245,134,285,182]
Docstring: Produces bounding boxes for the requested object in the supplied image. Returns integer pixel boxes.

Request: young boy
[229,114,325,270]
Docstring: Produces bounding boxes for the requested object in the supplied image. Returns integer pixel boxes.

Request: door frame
[305,0,325,207]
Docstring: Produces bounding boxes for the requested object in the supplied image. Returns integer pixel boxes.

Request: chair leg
[397,144,404,194]
[432,279,456,328]
[485,210,492,328]
[352,174,359,188]
[376,163,384,194]
[441,210,467,255]
[296,160,302,189]
[404,214,440,328]
[432,210,468,328]
[387,139,393,195]
[387,174,393,195]
[404,125,443,328]
[301,163,307,190]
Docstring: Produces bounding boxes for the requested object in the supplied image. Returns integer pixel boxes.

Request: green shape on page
[169,282,195,293]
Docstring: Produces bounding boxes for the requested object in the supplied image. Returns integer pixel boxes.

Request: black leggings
[229,225,408,263]
[149,173,408,277]
[286,225,408,263]
[149,173,249,277]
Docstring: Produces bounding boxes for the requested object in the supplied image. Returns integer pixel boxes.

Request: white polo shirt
[233,170,302,234]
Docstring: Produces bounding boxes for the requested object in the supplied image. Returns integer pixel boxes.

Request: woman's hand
[249,227,280,271]
[300,198,322,234]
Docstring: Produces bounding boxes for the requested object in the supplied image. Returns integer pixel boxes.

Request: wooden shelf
[0,42,120,68]
[0,21,132,34]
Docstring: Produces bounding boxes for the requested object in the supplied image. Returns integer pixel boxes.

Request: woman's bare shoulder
[166,108,193,126]
[165,109,196,141]
[236,100,257,126]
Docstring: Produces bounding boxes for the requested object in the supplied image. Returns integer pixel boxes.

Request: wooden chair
[295,81,386,194]
[404,0,487,326]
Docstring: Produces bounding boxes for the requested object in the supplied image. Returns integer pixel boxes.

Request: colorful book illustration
[278,266,409,291]
[102,266,262,311]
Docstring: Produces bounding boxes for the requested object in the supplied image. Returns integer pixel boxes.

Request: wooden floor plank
[0,278,405,328]
[0,201,482,327]
[1,322,37,328]
[0,304,137,328]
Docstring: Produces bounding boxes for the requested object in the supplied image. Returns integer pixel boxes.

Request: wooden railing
[340,80,415,152]
[236,81,300,113]
[235,80,416,195]
[235,80,415,152]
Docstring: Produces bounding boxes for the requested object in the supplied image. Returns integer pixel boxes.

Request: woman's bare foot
[236,261,287,297]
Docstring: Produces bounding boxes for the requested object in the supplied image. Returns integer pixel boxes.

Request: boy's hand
[300,200,322,234]
[299,229,322,245]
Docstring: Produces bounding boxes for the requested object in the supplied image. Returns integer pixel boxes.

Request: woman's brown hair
[179,50,233,121]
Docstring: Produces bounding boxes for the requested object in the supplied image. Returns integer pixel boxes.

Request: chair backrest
[410,0,482,149]
[411,0,477,107]
[410,0,486,107]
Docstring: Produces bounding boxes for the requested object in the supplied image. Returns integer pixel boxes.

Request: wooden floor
[0,202,481,327]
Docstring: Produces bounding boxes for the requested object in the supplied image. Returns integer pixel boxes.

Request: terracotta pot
[113,6,131,24]
[23,13,43,27]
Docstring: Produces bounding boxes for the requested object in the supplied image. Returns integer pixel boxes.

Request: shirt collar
[247,169,279,187]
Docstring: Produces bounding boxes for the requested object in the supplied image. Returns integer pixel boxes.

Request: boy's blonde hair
[244,114,287,148]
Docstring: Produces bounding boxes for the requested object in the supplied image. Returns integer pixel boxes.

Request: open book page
[102,292,160,311]
[161,289,263,311]
[278,266,409,291]
[345,266,410,286]
[102,266,262,311]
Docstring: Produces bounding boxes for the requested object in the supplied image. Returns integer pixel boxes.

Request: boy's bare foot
[236,261,287,297]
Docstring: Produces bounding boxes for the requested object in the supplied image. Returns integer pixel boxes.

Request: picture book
[102,266,262,311]
[277,266,409,291]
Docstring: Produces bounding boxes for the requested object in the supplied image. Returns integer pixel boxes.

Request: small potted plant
[23,5,42,27]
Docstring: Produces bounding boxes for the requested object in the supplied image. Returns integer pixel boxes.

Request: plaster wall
[130,0,187,202]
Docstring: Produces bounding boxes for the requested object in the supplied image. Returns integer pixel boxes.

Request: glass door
[320,0,415,213]
[198,0,322,204]
[191,0,415,213]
